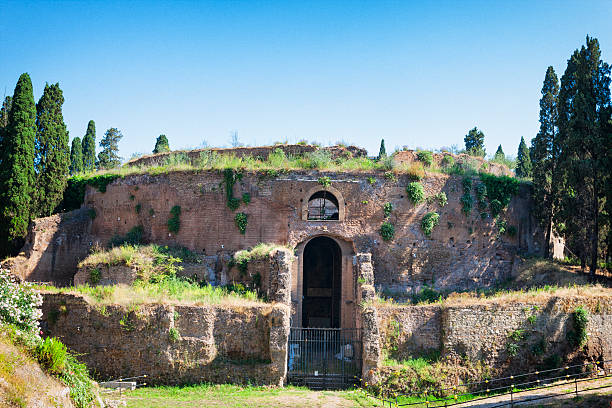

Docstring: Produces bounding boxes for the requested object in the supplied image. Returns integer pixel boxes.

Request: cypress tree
[34,83,70,217]
[377,139,386,160]
[0,96,12,166]
[494,145,505,161]
[70,137,84,175]
[81,120,96,172]
[531,66,559,257]
[0,73,36,255]
[464,127,486,157]
[556,36,611,276]
[153,134,170,153]
[515,137,532,178]
[97,128,123,169]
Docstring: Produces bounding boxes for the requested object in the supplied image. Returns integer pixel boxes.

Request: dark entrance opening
[302,236,341,328]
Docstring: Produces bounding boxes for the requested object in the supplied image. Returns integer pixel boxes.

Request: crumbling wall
[375,295,612,374]
[41,293,290,386]
[18,169,549,292]
[2,208,95,285]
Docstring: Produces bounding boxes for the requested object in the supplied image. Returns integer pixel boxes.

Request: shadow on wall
[1,208,95,286]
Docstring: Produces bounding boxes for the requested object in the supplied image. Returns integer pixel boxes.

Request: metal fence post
[510,387,513,408]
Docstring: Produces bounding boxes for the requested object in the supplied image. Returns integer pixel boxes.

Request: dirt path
[456,377,612,407]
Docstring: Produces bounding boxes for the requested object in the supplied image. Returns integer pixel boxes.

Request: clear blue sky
[1,1,611,159]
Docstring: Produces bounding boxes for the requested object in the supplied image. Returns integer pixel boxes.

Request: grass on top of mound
[37,278,263,307]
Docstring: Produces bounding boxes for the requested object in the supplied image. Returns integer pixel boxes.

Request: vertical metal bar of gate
[287,327,362,389]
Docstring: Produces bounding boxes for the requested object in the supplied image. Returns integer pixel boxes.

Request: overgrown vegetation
[0,269,96,407]
[406,182,425,204]
[567,306,589,348]
[461,177,473,215]
[421,212,440,237]
[416,150,433,167]
[380,222,395,241]
[167,205,181,233]
[234,212,248,234]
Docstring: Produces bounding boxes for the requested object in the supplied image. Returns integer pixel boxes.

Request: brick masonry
[10,169,555,294]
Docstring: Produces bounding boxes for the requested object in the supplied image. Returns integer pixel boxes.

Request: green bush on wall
[406,182,425,204]
[380,222,395,241]
[168,205,181,233]
[416,150,433,167]
[235,212,248,234]
[421,212,440,237]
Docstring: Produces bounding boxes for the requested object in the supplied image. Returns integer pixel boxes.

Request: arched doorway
[302,236,341,328]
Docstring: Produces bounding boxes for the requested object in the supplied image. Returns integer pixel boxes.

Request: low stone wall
[377,305,441,360]
[41,293,290,386]
[376,294,612,374]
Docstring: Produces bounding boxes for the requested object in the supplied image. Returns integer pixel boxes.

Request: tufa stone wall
[41,293,290,386]
[376,294,612,375]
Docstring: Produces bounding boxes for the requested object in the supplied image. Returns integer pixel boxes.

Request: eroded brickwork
[41,293,290,385]
[80,170,545,292]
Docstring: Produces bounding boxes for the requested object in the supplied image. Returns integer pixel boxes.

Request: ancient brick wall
[41,293,290,386]
[78,170,545,292]
[376,295,612,374]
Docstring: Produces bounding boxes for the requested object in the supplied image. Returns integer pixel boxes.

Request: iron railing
[368,359,612,407]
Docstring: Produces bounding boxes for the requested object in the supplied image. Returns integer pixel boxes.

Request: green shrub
[317,176,331,188]
[441,155,454,167]
[367,176,376,185]
[507,225,517,237]
[475,183,487,209]
[416,150,433,167]
[435,192,447,207]
[223,168,243,211]
[87,208,96,219]
[241,193,251,204]
[421,212,440,237]
[235,212,248,234]
[384,172,397,182]
[36,337,67,374]
[60,174,121,211]
[489,199,503,217]
[380,222,395,241]
[109,225,145,247]
[461,176,473,215]
[406,182,425,204]
[306,150,332,169]
[567,306,589,348]
[135,203,142,214]
[383,202,393,219]
[167,205,181,233]
[378,155,395,171]
[412,286,441,304]
[479,173,519,210]
[168,327,181,342]
[60,353,95,408]
[89,268,101,285]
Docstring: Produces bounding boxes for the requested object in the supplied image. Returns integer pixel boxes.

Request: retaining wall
[41,293,290,386]
[377,294,612,373]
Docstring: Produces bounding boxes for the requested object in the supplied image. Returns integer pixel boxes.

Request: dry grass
[233,243,294,264]
[38,281,264,307]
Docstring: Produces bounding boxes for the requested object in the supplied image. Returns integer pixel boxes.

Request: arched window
[307,191,339,220]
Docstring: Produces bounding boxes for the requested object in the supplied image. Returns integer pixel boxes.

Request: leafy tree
[464,127,486,157]
[377,139,387,160]
[34,83,70,217]
[70,137,84,175]
[494,145,505,161]
[0,74,36,255]
[81,120,96,172]
[556,36,611,276]
[153,134,170,153]
[515,136,532,178]
[97,128,123,169]
[531,66,559,257]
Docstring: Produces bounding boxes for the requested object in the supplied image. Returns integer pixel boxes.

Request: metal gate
[287,327,362,389]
